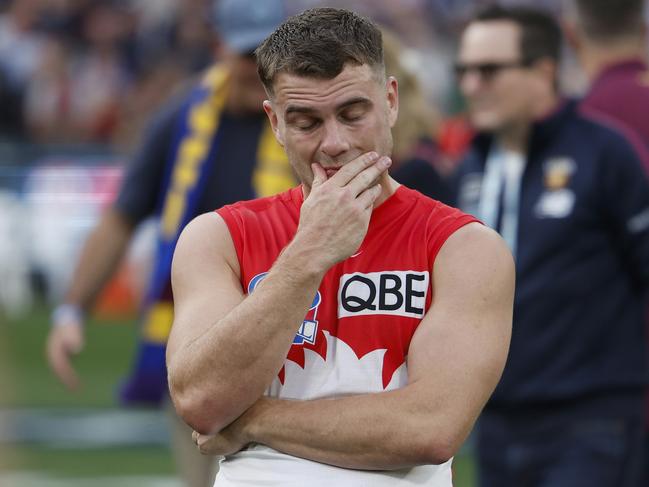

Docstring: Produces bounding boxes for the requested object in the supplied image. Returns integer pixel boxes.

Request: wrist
[51,304,85,328]
[241,396,274,444]
[280,233,332,278]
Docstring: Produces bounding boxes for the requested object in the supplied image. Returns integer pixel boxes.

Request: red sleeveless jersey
[217,185,478,399]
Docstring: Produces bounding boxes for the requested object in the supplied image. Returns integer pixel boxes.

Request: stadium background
[0,0,645,485]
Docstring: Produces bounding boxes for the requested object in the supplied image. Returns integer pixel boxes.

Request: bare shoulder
[168,211,245,365]
[177,211,232,252]
[435,222,515,300]
[172,211,240,284]
[171,212,240,296]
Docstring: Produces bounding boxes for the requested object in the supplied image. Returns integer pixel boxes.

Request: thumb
[311,163,327,187]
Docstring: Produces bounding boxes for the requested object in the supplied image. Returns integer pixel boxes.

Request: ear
[263,100,284,147]
[386,76,399,128]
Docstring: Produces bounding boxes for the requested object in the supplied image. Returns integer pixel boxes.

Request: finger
[329,152,379,186]
[195,432,210,447]
[192,430,199,445]
[356,183,382,209]
[197,437,210,455]
[196,434,217,455]
[46,335,80,390]
[311,163,327,187]
[346,156,391,197]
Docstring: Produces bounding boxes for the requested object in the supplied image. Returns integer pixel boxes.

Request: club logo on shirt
[543,157,575,190]
[338,271,429,319]
[247,272,321,345]
[535,157,577,218]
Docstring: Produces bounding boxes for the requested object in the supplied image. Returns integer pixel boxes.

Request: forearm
[169,235,327,433]
[240,387,465,470]
[64,208,134,310]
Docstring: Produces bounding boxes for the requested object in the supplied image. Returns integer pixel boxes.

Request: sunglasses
[454,61,529,81]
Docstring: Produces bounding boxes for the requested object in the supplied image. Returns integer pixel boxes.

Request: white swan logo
[268,329,408,400]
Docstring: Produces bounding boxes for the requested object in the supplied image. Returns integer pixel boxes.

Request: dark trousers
[477,394,645,487]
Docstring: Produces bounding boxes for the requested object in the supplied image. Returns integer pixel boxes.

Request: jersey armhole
[428,212,481,266]
[215,206,245,278]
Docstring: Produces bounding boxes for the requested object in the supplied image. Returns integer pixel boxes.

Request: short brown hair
[474,5,562,64]
[255,7,384,97]
[575,0,645,42]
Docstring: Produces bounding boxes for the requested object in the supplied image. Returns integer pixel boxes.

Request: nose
[319,119,350,160]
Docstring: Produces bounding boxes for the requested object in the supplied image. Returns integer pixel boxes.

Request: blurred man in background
[566,0,649,154]
[45,1,295,486]
[565,0,649,482]
[454,5,649,486]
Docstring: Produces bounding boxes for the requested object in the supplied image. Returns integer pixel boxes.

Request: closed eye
[288,115,320,131]
[339,102,370,123]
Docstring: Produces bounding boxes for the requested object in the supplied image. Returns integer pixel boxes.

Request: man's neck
[579,40,647,81]
[374,173,400,207]
[496,124,529,154]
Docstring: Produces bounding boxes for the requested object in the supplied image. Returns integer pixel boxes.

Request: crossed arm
[167,154,514,469]
[189,222,514,469]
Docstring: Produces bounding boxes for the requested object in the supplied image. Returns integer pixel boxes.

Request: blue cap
[214,0,286,53]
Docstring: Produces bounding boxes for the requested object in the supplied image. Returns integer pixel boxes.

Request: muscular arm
[167,212,327,434]
[167,153,389,434]
[199,223,514,469]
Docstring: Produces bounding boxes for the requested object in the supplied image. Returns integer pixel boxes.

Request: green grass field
[2,305,179,485]
[2,304,476,486]
[4,306,138,408]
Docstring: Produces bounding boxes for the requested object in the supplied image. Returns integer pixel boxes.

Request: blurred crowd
[0,0,646,319]
[0,0,569,151]
[0,0,220,148]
